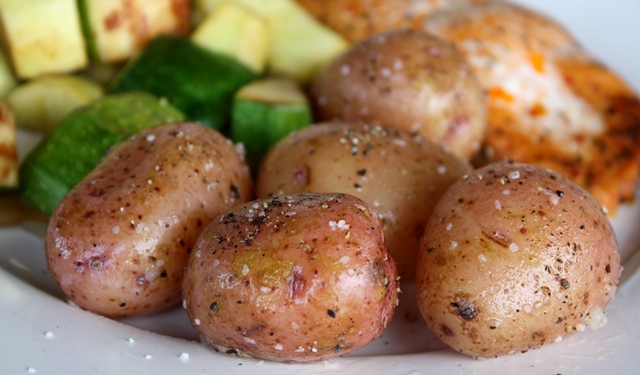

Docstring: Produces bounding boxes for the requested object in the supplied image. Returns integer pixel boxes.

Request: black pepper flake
[230,184,240,199]
[210,302,219,313]
[119,302,126,307]
[605,264,611,273]
[428,247,435,253]
[354,183,362,189]
[561,279,570,289]
[580,224,585,231]
[327,309,336,318]
[556,190,565,197]
[335,344,344,353]
[357,169,367,176]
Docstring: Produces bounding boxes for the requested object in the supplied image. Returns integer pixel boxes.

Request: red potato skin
[415,161,621,358]
[310,28,487,159]
[256,122,471,281]
[45,122,253,318]
[182,193,399,363]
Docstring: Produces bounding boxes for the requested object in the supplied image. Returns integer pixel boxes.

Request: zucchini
[191,2,268,73]
[194,0,349,83]
[0,0,88,79]
[231,77,311,157]
[78,0,191,63]
[109,35,258,130]
[0,101,18,190]
[7,75,103,132]
[19,92,185,215]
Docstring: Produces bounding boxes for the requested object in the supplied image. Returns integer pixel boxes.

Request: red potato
[415,161,621,358]
[256,121,471,281]
[309,28,487,159]
[182,193,399,363]
[45,122,253,318]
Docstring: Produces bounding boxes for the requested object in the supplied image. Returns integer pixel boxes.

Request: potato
[415,161,621,358]
[45,122,253,318]
[257,121,470,281]
[182,193,399,363]
[309,28,487,159]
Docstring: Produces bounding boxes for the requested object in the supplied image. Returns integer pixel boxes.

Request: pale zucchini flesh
[194,0,349,83]
[78,0,191,63]
[0,0,88,79]
[7,75,103,132]
[191,2,268,73]
[0,101,18,190]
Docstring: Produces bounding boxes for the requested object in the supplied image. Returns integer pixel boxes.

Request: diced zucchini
[78,0,191,63]
[109,35,258,130]
[7,75,103,132]
[231,77,311,157]
[0,0,88,79]
[195,0,349,83]
[19,92,185,215]
[0,101,18,190]
[191,2,268,73]
[0,47,16,97]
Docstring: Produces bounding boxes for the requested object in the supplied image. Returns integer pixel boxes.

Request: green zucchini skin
[231,100,311,156]
[19,92,185,215]
[109,35,259,130]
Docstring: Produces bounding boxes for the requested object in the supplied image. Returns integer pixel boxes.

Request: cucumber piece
[109,35,258,130]
[19,92,184,215]
[0,0,88,79]
[231,77,311,156]
[7,75,103,132]
[194,0,349,83]
[0,101,18,190]
[191,2,268,73]
[78,0,191,63]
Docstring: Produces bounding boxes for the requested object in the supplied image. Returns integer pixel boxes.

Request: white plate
[3,1,640,374]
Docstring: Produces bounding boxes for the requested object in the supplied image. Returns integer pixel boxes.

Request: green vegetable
[231,77,311,157]
[19,92,184,215]
[78,0,191,63]
[191,2,268,73]
[7,75,103,132]
[109,35,258,130]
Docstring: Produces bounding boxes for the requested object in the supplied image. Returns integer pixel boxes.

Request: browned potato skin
[310,28,487,159]
[256,122,470,281]
[45,122,253,318]
[415,161,621,358]
[182,193,399,363]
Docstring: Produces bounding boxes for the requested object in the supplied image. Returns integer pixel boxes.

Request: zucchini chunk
[0,102,18,190]
[78,0,191,63]
[19,92,185,215]
[194,0,349,83]
[109,35,258,130]
[191,2,268,73]
[7,75,103,132]
[231,77,311,157]
[0,0,88,79]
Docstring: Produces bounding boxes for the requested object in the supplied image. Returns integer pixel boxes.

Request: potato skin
[257,121,470,281]
[415,161,621,358]
[45,122,253,318]
[310,28,487,159]
[182,193,399,363]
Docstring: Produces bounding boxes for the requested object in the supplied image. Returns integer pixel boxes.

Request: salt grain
[478,254,487,262]
[145,355,153,360]
[437,165,447,175]
[194,319,201,326]
[450,241,458,250]
[27,368,36,374]
[179,353,189,363]
[509,243,519,252]
[445,223,453,231]
[495,200,502,210]
[274,344,283,351]
[44,331,54,339]
[146,134,155,142]
[341,64,351,76]
[242,264,250,276]
[128,338,135,345]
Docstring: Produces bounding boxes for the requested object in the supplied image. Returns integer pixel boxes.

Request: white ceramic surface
[2,1,640,374]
